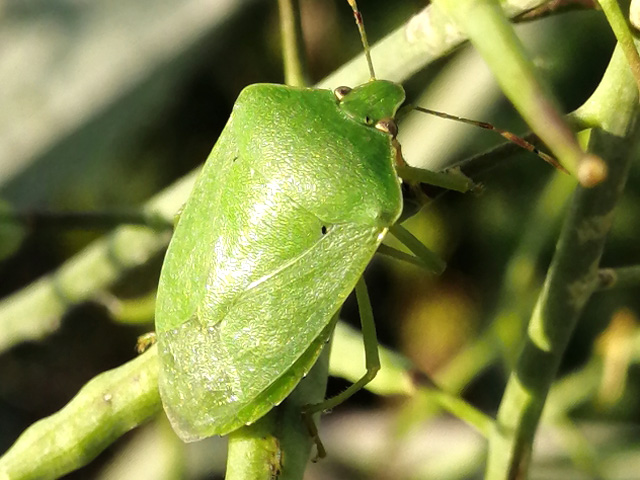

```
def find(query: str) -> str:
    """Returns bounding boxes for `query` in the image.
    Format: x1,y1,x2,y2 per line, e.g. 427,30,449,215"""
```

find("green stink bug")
155,76,405,440
155,0,415,442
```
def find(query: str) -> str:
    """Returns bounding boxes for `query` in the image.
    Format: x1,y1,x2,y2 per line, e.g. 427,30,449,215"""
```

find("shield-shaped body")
156,80,405,441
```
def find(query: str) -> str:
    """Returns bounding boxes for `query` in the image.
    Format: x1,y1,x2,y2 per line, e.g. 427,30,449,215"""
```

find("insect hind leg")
302,276,380,458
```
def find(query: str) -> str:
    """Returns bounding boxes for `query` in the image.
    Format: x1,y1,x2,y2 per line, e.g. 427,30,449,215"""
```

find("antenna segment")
347,0,376,80
415,107,567,173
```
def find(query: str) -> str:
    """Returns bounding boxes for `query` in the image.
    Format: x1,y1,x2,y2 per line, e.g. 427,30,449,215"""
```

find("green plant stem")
0,209,171,231
225,415,283,480
0,347,161,480
278,0,306,87
488,128,636,480
515,0,599,20
226,345,329,480
485,45,640,480
0,171,196,352
99,291,158,325
598,0,640,93
596,265,640,290
423,388,494,437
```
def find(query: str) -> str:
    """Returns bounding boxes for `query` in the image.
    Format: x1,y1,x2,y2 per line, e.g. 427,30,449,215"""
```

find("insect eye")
321,225,328,235
333,86,352,101
375,117,398,137
364,116,373,125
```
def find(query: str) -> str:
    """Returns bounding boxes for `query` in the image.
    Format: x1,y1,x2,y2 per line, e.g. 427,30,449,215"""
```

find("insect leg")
304,277,381,414
395,164,475,193
388,224,446,274
303,277,380,458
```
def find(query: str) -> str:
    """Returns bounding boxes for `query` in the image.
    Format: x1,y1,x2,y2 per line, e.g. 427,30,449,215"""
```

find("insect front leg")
396,164,475,193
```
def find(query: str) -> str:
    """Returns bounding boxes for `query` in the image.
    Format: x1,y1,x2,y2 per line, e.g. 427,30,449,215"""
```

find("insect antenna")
345,1,562,173
414,106,568,173
346,0,376,80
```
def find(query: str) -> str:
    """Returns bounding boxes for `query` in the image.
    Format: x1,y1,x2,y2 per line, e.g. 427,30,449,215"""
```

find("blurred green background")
1,0,639,478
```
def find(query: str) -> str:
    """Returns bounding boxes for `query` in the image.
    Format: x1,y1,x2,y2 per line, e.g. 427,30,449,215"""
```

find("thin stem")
278,0,306,87
596,265,640,291
0,348,161,479
423,387,494,437
0,209,172,232
515,0,599,21
598,0,640,94
0,171,197,352
226,345,331,479
485,45,639,480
